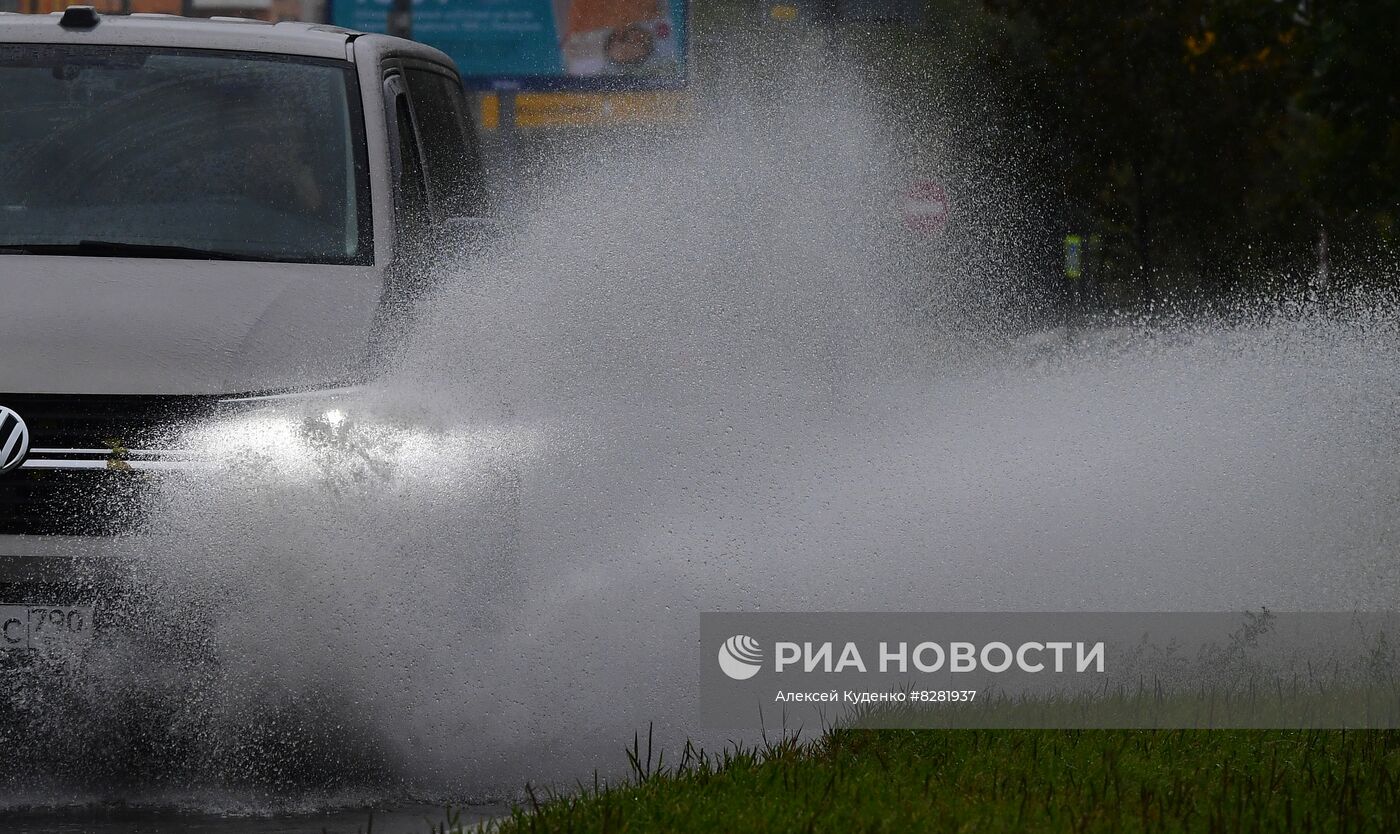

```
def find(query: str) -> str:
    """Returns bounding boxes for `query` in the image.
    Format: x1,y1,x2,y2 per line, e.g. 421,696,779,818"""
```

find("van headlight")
185,386,541,484
300,403,400,478
183,386,401,481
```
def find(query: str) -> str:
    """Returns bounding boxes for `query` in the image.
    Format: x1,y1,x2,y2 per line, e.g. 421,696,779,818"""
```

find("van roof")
0,10,364,61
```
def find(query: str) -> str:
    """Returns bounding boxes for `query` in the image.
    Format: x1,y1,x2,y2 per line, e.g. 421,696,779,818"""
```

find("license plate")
0,605,94,650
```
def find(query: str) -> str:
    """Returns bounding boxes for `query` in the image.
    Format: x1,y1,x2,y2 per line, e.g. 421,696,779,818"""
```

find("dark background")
686,0,1400,312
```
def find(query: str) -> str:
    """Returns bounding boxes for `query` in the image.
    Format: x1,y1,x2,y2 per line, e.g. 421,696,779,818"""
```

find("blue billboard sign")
331,0,688,91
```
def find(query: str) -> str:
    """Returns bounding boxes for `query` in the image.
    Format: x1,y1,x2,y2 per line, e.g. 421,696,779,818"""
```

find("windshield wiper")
0,240,263,261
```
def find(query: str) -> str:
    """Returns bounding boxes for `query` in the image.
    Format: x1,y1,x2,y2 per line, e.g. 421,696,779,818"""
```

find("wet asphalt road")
0,804,509,833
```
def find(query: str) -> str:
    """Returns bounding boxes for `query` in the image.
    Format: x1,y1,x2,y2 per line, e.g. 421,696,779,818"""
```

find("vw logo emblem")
0,406,30,475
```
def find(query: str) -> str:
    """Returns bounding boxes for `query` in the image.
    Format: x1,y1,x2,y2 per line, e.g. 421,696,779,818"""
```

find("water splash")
3,56,1398,810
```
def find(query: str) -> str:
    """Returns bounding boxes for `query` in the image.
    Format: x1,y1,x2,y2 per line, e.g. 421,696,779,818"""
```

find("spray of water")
3,54,1398,809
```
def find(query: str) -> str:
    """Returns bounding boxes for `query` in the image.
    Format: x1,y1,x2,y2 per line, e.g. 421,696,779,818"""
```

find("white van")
0,8,493,648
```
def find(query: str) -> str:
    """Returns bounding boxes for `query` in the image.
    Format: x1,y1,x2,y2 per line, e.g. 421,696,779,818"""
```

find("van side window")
386,76,431,245
403,68,485,218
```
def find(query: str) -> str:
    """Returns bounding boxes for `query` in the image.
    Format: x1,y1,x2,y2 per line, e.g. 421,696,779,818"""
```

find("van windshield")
0,45,370,264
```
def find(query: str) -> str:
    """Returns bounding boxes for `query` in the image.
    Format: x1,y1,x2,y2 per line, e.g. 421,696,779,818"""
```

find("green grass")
452,727,1400,833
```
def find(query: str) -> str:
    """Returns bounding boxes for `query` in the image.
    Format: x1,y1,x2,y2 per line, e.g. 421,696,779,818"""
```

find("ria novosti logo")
717,634,763,680
717,634,1108,679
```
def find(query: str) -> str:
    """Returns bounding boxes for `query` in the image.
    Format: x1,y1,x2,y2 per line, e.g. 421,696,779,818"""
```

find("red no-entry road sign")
901,180,950,234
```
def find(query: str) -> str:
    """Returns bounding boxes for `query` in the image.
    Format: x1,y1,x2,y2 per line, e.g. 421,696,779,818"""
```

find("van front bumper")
0,534,133,590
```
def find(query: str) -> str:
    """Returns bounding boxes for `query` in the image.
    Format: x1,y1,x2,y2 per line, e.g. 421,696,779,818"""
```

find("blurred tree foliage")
962,0,1399,305
733,0,1399,307
698,0,1395,307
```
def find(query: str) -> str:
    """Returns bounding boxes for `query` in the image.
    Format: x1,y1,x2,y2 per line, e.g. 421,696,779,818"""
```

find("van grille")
0,393,221,537
0,469,150,536
0,394,217,450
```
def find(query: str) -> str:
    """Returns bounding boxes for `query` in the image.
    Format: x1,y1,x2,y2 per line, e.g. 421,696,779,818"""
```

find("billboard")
330,0,688,91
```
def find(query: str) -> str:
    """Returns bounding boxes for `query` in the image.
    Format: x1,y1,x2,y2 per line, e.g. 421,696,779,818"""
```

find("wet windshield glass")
0,45,369,264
